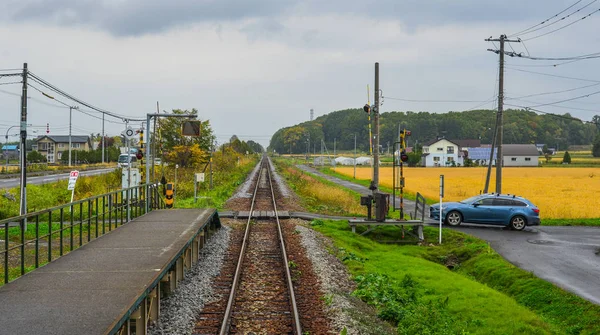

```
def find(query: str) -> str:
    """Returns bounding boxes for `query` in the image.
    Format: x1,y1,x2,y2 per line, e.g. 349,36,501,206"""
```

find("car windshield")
118,155,130,163
460,195,485,204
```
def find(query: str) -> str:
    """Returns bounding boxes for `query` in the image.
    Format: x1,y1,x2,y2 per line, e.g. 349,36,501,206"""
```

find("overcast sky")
1,0,599,148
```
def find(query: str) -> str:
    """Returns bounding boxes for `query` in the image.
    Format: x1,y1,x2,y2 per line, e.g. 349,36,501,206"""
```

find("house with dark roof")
34,135,91,164
502,144,539,166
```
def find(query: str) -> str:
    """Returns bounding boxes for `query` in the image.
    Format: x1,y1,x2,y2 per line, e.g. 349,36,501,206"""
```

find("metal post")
101,113,105,164
209,139,213,190
333,138,336,172
69,106,72,166
372,62,380,194
19,63,28,229
145,114,151,213
353,133,356,179
126,120,131,222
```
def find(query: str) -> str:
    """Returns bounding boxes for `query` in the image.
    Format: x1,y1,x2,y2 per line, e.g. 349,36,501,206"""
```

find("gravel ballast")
148,226,230,335
230,162,261,199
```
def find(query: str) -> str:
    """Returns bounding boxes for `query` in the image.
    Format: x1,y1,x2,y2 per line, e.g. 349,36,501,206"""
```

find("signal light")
400,151,409,162
363,104,370,114
136,151,143,160
401,129,411,136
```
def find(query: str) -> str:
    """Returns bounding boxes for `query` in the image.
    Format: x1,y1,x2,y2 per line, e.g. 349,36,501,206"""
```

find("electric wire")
28,71,145,121
505,104,597,124
508,0,585,37
383,96,490,103
507,82,600,100
522,7,600,41
0,81,21,86
505,67,600,83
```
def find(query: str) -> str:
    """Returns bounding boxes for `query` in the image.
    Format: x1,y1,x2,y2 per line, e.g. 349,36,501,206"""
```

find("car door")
465,197,495,223
491,198,514,224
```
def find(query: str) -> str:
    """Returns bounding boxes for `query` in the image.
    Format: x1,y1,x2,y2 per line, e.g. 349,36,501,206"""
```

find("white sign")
196,173,205,182
122,126,135,139
67,170,79,191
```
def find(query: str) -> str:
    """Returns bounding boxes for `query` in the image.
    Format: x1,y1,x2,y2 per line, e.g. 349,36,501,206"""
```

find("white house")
421,138,464,167
502,144,539,167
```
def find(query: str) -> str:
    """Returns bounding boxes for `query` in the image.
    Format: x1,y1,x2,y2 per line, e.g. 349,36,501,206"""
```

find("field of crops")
336,166,600,219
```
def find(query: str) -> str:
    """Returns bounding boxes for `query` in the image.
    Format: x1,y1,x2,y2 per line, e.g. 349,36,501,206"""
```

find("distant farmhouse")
1,144,19,160
421,137,539,167
34,135,91,164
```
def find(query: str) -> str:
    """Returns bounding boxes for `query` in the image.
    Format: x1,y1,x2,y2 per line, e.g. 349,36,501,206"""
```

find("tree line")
269,108,600,155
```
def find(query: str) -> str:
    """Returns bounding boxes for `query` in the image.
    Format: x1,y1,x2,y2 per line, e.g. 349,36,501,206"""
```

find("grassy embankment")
275,160,600,334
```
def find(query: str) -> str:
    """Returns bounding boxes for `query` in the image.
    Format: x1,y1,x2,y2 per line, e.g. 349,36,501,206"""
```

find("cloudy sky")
1,0,599,148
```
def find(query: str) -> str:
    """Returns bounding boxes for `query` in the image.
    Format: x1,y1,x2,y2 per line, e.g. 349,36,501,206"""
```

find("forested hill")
268,108,599,154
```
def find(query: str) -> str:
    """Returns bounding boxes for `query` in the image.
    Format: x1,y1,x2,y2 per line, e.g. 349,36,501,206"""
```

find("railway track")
194,157,302,335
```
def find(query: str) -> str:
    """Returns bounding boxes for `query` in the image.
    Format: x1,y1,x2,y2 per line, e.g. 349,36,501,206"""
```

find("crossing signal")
400,151,409,162
363,104,370,114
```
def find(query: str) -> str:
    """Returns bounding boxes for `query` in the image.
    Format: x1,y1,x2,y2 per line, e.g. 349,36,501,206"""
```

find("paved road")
295,164,600,305
0,168,116,189
452,224,600,305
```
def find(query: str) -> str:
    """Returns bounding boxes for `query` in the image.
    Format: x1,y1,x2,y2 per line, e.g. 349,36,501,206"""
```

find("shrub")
562,151,571,164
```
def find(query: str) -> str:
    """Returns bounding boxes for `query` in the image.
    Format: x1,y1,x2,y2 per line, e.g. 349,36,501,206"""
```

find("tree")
27,150,46,163
562,151,571,164
157,109,215,164
164,144,207,168
593,134,600,158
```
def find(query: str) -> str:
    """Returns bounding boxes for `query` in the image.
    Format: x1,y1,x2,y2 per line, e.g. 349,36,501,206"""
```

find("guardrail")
1,184,165,284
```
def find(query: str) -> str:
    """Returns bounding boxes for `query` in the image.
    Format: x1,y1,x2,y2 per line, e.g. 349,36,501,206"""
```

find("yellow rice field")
336,167,600,219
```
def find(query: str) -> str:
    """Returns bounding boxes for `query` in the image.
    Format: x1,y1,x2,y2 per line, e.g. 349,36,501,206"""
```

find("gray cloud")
2,0,553,37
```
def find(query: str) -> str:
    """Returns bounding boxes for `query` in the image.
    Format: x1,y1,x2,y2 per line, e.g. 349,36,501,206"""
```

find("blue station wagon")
430,194,541,230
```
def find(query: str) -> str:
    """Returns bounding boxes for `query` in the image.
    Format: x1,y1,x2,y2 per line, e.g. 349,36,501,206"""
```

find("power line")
383,96,490,103
508,0,585,37
507,82,600,99
505,67,600,83
505,104,598,124
506,98,600,112
501,50,600,61
0,81,21,86
522,7,600,41
506,58,590,67
519,89,600,108
28,71,145,122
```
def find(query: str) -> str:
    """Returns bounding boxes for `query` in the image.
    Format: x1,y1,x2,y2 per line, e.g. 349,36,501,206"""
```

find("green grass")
312,220,561,334
174,156,259,210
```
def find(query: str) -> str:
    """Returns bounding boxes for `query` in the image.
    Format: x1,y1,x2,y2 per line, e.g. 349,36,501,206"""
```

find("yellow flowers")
336,167,600,219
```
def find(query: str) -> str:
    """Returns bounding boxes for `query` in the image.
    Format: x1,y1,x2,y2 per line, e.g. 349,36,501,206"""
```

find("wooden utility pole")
485,35,519,194
372,62,380,195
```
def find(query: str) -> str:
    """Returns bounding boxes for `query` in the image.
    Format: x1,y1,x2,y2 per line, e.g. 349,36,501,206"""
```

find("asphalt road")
0,168,116,189
451,224,600,305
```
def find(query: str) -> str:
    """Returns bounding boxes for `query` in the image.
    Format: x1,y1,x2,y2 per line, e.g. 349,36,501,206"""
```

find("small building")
35,135,91,164
503,144,539,167
1,144,19,160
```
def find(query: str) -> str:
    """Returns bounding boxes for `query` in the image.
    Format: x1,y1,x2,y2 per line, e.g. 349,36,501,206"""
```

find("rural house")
421,138,477,167
502,144,539,167
34,135,91,164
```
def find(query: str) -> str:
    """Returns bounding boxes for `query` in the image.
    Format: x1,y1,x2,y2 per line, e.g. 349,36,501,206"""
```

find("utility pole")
19,63,28,224
354,133,357,179
372,62,380,194
101,113,105,164
333,138,336,172
486,34,519,194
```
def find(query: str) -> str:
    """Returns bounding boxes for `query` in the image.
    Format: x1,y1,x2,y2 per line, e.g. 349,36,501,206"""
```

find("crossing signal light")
400,151,409,162
136,151,143,160
400,129,411,137
363,104,370,114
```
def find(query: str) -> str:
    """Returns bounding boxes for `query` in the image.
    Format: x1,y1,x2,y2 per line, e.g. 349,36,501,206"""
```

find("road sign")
67,170,79,191
196,173,205,182
122,127,135,139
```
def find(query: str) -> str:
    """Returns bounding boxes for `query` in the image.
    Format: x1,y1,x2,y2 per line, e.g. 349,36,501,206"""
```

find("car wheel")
445,211,462,226
510,215,526,231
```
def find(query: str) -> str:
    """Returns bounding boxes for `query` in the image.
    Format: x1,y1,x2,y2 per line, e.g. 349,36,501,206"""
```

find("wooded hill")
268,108,600,154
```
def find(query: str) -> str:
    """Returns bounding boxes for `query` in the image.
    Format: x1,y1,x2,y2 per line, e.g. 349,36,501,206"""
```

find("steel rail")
218,156,302,335
266,156,302,334
219,157,265,335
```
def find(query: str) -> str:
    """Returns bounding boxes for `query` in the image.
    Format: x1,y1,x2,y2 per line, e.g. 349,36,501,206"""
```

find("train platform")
0,208,220,335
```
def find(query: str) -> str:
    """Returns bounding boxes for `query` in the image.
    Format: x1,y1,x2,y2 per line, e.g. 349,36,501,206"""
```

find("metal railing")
1,184,165,284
